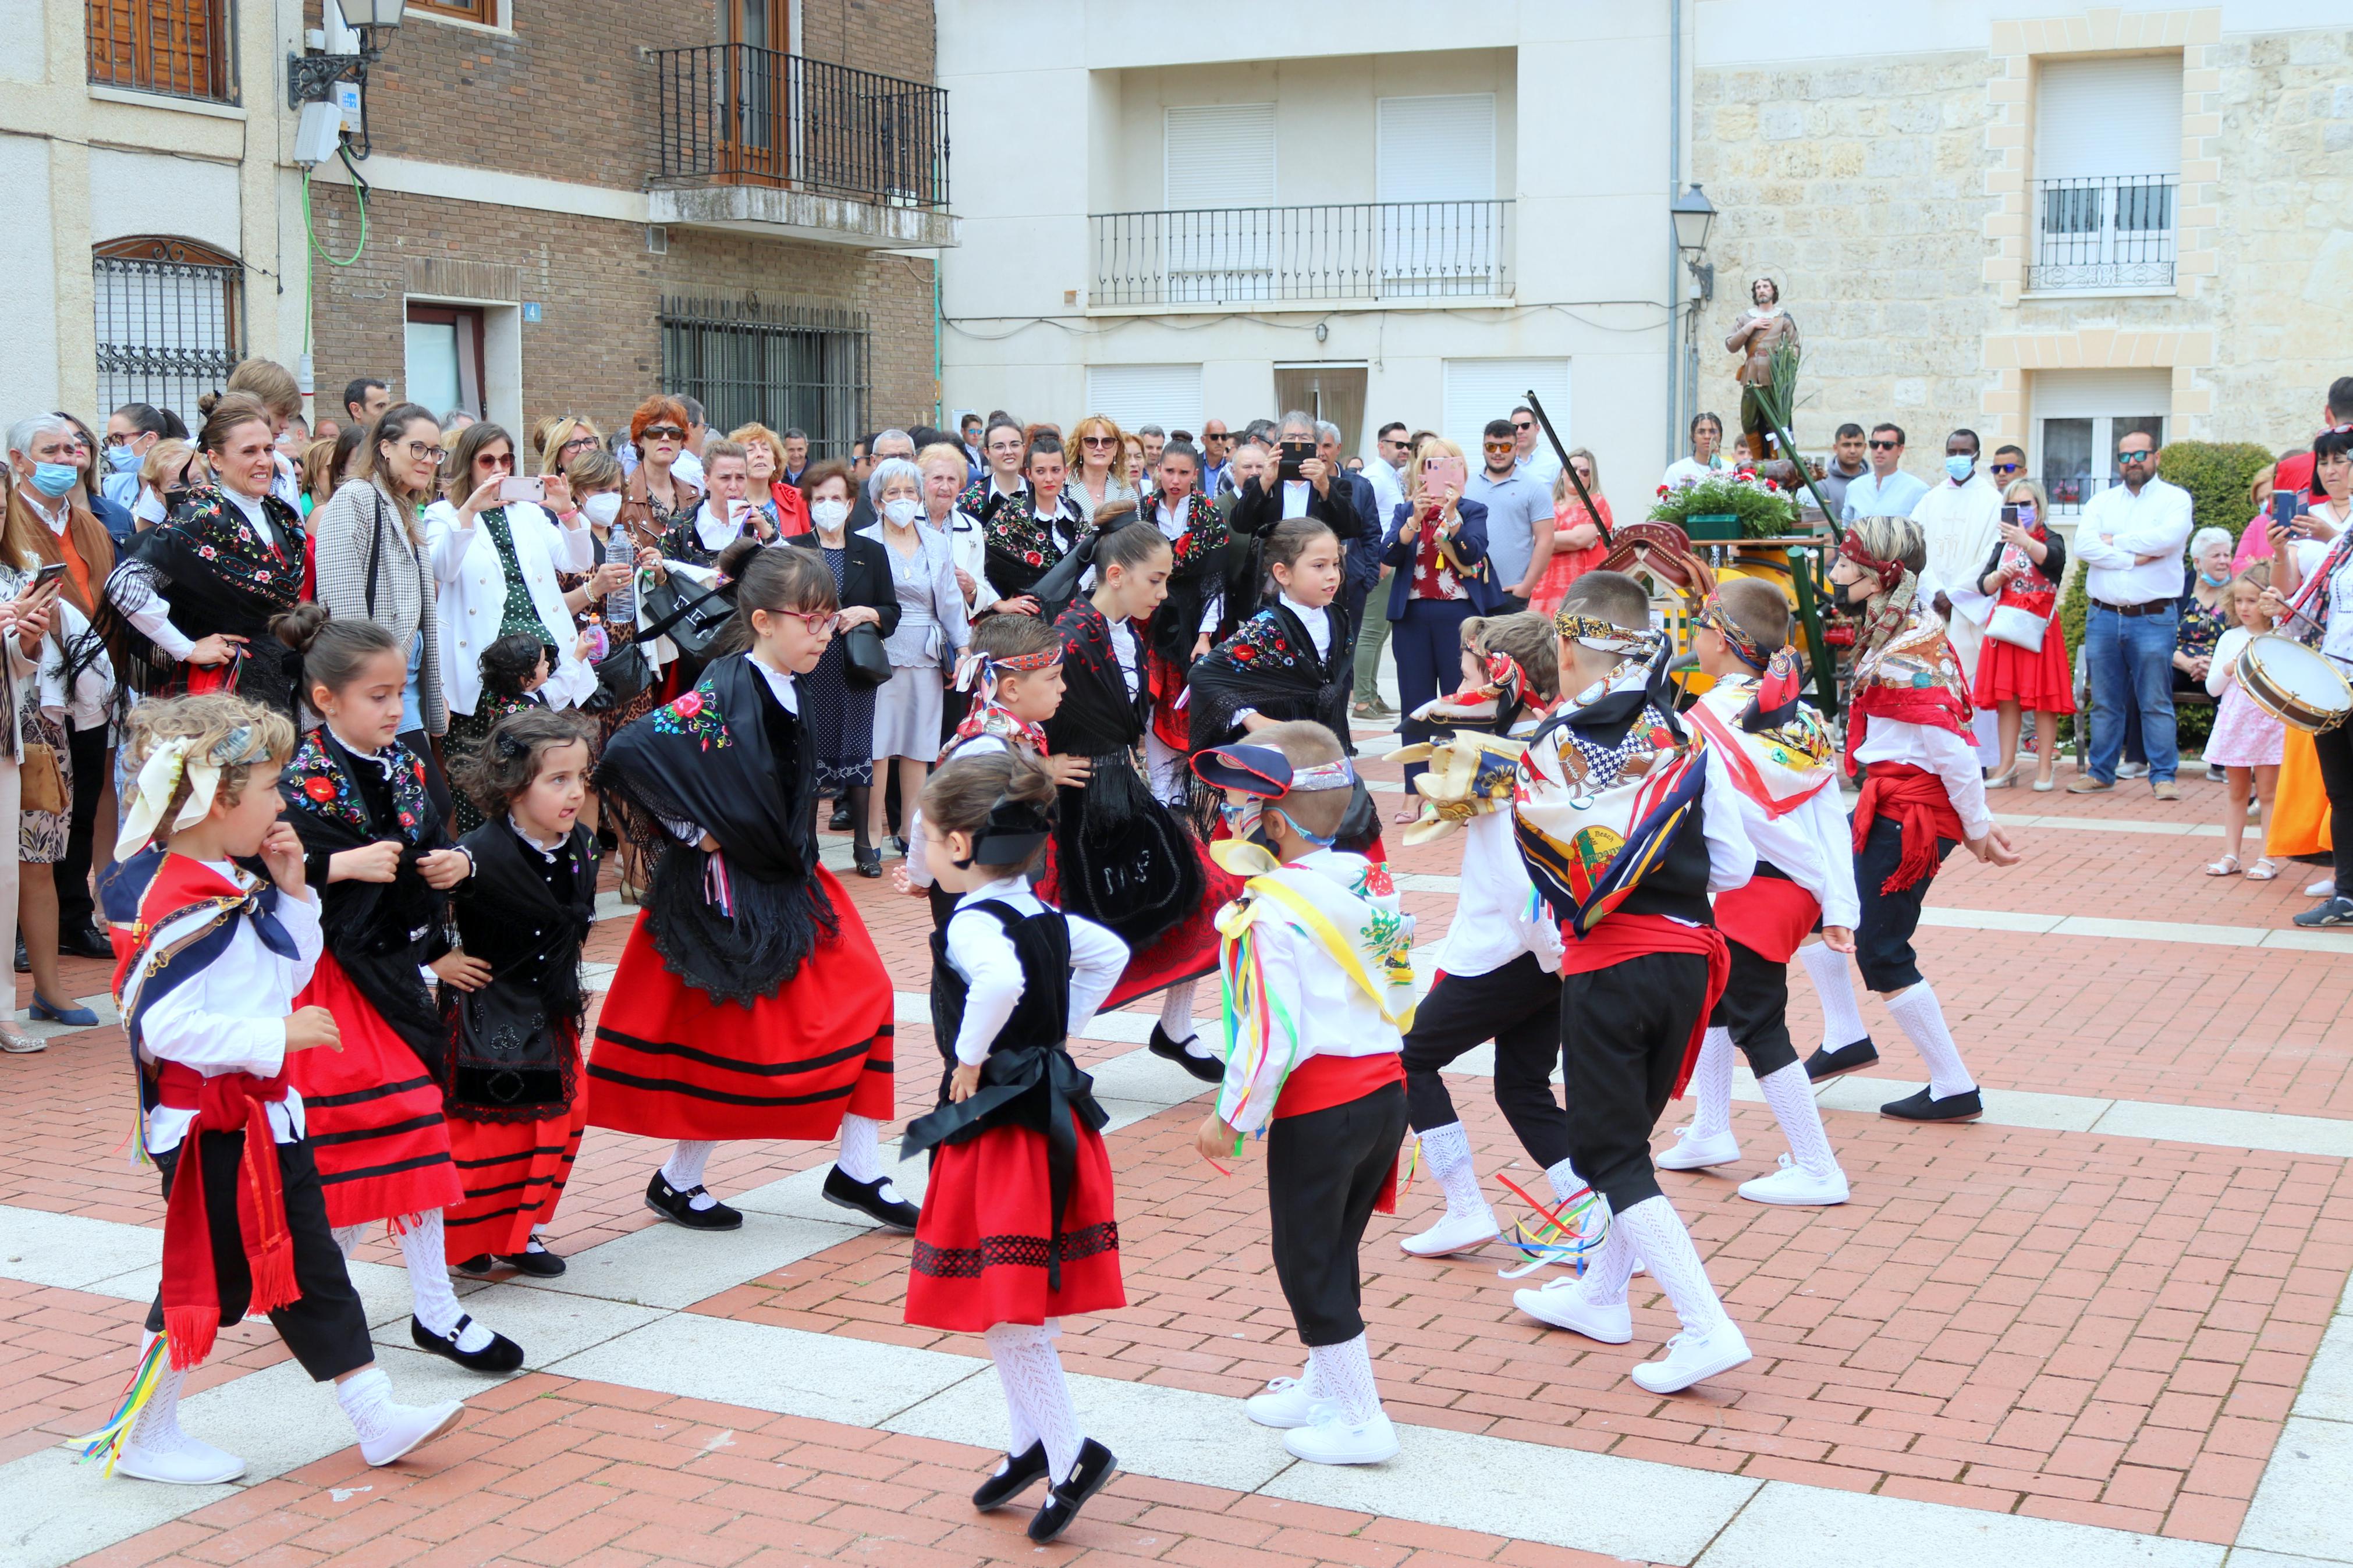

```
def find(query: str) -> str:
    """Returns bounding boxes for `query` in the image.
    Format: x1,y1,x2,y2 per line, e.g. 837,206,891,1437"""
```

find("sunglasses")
641,425,686,442
480,453,517,471
1511,421,1534,433
1868,439,1899,450
1989,462,2022,475
2118,449,2155,462
1482,440,1514,453
1080,435,1117,447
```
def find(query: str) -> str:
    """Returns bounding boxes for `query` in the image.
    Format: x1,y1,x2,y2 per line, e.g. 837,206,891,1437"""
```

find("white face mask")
582,492,623,528
811,499,850,530
882,497,921,527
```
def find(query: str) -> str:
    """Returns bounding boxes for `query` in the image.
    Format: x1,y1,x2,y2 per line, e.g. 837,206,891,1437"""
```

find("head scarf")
116,726,274,859
1696,593,1767,672
1553,609,1663,662
1840,515,1926,658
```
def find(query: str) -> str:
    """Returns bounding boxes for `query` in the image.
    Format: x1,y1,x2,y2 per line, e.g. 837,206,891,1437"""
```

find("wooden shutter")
86,0,229,100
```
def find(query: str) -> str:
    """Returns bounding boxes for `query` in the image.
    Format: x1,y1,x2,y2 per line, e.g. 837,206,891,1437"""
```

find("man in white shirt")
1351,421,1411,717
1910,428,2005,682
2068,431,2195,798
1510,406,1560,490
1840,423,1930,525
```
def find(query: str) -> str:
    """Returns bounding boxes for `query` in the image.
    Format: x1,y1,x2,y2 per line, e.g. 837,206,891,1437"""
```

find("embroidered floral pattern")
281,731,432,842
986,496,1071,572
156,486,305,614
1219,610,1304,673
1162,494,1229,573
650,680,733,751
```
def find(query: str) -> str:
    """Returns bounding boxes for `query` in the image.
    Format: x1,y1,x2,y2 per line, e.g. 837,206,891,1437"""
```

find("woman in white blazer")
423,422,597,717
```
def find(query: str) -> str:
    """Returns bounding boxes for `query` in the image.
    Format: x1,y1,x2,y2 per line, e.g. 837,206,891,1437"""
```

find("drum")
2236,633,2353,733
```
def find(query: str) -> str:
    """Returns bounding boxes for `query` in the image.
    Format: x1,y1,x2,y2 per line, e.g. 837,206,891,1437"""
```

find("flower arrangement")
1646,468,1801,539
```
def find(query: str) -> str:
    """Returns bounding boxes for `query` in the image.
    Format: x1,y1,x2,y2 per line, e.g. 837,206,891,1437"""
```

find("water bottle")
605,528,637,627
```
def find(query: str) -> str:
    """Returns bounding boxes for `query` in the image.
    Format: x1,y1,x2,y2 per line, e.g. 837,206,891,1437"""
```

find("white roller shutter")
2031,368,2171,419
1376,95,1496,201
1084,363,1202,434
1165,104,1273,209
1442,358,1568,450
2035,56,2182,179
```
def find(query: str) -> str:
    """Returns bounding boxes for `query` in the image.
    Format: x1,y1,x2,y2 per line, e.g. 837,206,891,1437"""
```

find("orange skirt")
2268,726,2334,858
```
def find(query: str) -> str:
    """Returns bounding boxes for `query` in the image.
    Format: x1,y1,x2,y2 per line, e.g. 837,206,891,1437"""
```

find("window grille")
93,237,246,431
658,296,869,460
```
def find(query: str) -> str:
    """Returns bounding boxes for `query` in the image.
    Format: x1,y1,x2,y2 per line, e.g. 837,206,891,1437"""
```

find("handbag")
581,640,653,713
19,741,66,815
843,623,892,688
442,980,569,1122
638,577,734,664
1988,603,2049,652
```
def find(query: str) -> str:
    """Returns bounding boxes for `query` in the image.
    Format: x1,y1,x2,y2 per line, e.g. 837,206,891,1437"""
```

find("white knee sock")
1798,941,1869,1050
1160,980,1211,1055
1884,982,1976,1098
1544,1157,1591,1208
332,1223,368,1258
1305,1334,1383,1424
662,1140,719,1210
1614,1196,1730,1340
836,1114,883,1183
1415,1121,1489,1220
984,1331,1041,1460
1756,1062,1840,1178
1578,1211,1637,1307
1690,1027,1736,1140
124,1331,189,1452
399,1212,492,1352
984,1322,1084,1483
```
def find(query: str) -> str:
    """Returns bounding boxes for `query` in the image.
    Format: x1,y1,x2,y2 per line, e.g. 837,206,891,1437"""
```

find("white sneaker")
1244,1375,1326,1430
1282,1408,1399,1465
1513,1277,1632,1343
1630,1322,1752,1393
2116,761,2149,779
1656,1125,1740,1171
1399,1205,1500,1257
355,1398,464,1466
1737,1154,1850,1207
114,1428,247,1485
2309,879,2336,898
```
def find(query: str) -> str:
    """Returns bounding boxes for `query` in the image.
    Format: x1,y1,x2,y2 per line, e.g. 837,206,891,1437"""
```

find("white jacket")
424,499,597,714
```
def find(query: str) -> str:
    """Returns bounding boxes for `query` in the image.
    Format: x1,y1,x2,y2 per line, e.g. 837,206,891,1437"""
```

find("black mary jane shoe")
853,846,884,879
828,803,854,832
822,1166,921,1231
1803,1037,1880,1084
411,1313,526,1374
500,1246,566,1278
973,1441,1050,1512
1027,1438,1116,1544
1147,1022,1224,1085
452,1253,504,1279
645,1171,744,1231
1880,1086,1984,1123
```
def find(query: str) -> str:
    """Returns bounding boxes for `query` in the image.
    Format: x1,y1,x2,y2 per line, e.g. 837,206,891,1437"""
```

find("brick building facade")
301,0,947,458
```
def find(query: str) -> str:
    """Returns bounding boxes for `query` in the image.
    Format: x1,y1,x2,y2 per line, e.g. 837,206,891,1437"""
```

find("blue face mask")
29,461,79,498
105,443,140,474
1944,454,1975,483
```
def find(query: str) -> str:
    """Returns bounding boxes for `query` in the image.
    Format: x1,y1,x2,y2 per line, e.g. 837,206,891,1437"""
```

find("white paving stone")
0,1207,161,1295
1698,1480,2225,1567
2238,1415,2353,1564
548,1314,980,1427
527,1206,867,1310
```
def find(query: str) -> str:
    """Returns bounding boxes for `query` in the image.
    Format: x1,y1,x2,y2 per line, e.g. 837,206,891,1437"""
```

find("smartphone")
2000,504,2019,526
1277,439,1314,482
33,560,70,589
2273,489,2308,529
1422,455,1467,499
499,475,546,506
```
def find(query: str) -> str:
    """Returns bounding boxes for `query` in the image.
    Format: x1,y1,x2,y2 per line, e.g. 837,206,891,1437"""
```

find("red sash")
1852,762,1967,895
154,1062,300,1369
1556,913,1730,1100
1715,876,1820,964
1272,1053,1407,1214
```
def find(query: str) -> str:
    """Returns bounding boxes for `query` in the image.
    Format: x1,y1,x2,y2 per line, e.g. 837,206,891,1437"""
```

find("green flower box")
1683,513,1744,542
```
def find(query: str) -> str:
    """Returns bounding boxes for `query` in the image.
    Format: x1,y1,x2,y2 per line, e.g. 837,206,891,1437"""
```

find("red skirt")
906,1116,1124,1332
1972,621,2074,713
286,951,466,1229
1035,835,1241,1011
442,1025,589,1261
587,870,896,1141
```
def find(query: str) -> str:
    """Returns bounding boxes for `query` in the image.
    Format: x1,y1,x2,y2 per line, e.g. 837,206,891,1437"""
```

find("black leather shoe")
645,1171,744,1230
452,1253,502,1278
829,804,853,831
58,925,114,961
1804,1038,1879,1083
12,937,26,975
972,1441,1049,1512
1148,1022,1224,1085
1880,1086,1983,1123
1027,1438,1116,1543
822,1165,920,1231
410,1314,525,1374
854,846,883,879
500,1247,566,1277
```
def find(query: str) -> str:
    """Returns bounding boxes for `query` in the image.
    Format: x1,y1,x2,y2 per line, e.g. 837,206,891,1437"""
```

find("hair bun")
270,600,331,655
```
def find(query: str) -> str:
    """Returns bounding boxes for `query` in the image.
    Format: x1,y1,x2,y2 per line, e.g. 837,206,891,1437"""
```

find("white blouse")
943,878,1128,1065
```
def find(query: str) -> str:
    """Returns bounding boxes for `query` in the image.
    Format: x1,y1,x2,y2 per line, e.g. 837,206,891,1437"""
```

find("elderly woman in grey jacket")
861,456,967,856
306,401,453,819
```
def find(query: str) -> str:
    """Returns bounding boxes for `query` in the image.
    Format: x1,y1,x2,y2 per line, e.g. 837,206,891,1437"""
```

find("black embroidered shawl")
1144,493,1235,673
984,492,1083,598
443,819,599,1120
1184,600,1351,759
102,484,308,715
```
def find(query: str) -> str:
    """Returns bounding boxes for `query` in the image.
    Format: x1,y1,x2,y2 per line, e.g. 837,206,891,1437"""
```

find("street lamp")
289,0,407,115
1670,183,1716,301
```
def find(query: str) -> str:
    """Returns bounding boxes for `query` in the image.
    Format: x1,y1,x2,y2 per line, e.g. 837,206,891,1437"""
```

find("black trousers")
54,717,109,934
1399,954,1570,1169
145,1133,375,1383
1851,814,1955,993
1705,937,1800,1079
1265,1082,1408,1346
2315,722,2353,897
1561,952,1710,1212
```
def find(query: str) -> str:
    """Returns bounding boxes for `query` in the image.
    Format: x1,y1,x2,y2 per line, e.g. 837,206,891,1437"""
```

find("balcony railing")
2029,173,2177,291
651,45,949,209
1091,201,1512,308
87,0,236,104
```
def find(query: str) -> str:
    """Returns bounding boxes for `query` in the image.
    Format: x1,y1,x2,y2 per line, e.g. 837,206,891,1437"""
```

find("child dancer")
1194,721,1417,1464
2203,574,2286,881
1039,521,1240,1084
1808,517,2020,1121
273,606,523,1374
590,547,908,1230
91,695,460,1484
901,613,1087,929
1508,573,1759,1392
442,707,602,1276
1660,581,1857,1206
1385,611,1577,1256
1139,439,1232,803
445,631,551,834
900,750,1130,1542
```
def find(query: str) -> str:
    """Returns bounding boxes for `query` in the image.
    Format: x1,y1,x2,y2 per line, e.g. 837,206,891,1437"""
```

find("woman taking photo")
310,401,455,817
860,456,967,859
1662,412,1730,490
784,460,895,874
731,423,811,538
0,475,63,1053
1065,414,1135,525
2263,424,2353,925
1531,447,1613,618
1971,477,2072,792
1382,436,1503,812
615,397,701,564
101,392,306,716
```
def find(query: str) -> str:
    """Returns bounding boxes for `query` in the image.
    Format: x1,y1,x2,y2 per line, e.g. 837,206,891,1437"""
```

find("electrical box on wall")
333,79,363,131
294,102,344,167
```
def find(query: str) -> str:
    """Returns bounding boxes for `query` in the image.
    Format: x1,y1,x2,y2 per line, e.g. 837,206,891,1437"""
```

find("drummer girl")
2202,575,2288,879
2262,422,2353,926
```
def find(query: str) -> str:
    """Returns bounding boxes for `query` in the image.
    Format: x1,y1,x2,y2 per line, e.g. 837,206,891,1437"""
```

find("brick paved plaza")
5,725,2352,1568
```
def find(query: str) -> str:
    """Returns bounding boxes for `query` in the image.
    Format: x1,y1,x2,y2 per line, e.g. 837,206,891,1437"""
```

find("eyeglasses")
1989,462,2022,475
1511,421,1535,433
774,609,842,636
1571,465,1594,481
561,433,599,453
641,425,686,442
395,440,444,464
986,440,1023,455
1868,439,1899,450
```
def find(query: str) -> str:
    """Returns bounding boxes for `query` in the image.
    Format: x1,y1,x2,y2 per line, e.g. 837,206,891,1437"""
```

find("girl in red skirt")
1969,478,2073,791
272,606,524,1374
441,707,602,1277
590,547,907,1231
902,749,1128,1543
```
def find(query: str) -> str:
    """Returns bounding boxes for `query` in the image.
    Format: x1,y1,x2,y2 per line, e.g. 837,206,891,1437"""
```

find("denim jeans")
2085,603,2179,783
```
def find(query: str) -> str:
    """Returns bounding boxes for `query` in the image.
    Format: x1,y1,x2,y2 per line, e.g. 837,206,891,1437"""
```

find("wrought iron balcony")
2029,173,2177,291
1091,201,1512,308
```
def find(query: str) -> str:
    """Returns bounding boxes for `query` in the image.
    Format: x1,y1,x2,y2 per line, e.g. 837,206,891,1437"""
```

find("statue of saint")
1723,277,1798,463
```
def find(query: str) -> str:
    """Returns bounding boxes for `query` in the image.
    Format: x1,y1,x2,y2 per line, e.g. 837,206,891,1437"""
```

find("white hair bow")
115,727,263,860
